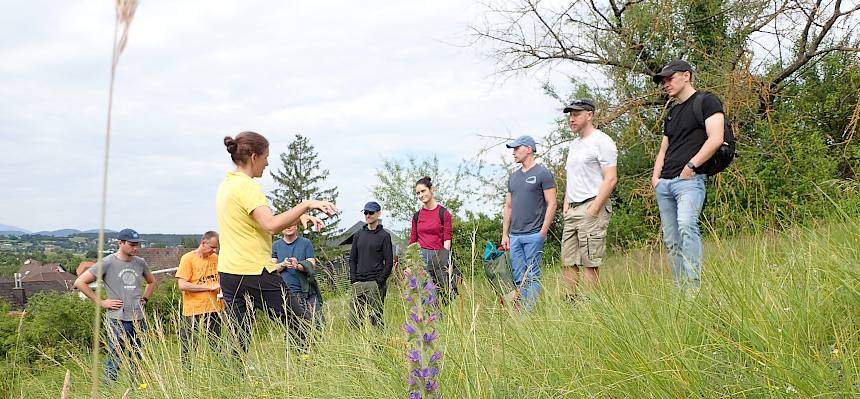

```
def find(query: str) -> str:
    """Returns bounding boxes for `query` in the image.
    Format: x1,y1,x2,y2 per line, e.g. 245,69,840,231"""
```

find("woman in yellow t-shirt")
216,131,337,351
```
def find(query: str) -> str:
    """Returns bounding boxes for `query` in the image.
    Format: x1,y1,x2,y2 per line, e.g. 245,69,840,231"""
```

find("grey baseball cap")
506,135,537,152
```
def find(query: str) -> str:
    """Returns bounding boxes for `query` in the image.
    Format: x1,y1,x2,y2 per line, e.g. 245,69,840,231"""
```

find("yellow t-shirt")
175,251,224,316
215,171,276,275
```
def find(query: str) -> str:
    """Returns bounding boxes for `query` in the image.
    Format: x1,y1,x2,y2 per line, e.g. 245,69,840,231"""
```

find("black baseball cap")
563,99,596,113
653,60,693,84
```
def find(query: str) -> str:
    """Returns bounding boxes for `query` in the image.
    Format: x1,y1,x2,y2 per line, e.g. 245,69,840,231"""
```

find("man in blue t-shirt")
272,223,323,325
501,135,557,311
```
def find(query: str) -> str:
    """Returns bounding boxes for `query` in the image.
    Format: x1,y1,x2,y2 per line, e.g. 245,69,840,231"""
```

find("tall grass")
10,218,859,398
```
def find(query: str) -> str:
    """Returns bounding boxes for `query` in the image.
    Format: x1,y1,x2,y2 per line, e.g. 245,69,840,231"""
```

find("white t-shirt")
565,129,618,202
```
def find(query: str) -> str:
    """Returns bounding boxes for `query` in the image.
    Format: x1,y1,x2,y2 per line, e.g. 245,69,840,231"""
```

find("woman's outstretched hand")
300,214,325,231
306,200,338,216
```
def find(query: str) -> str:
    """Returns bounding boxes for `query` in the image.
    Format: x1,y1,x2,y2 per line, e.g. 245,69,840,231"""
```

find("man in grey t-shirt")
75,228,155,382
501,135,557,311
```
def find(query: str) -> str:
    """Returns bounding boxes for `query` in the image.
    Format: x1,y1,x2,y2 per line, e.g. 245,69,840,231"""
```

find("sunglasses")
363,210,377,215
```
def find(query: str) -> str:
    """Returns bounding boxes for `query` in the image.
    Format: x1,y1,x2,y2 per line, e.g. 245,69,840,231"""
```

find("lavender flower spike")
423,330,439,343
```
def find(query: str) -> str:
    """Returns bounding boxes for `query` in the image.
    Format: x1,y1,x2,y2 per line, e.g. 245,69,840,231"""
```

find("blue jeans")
105,318,146,382
655,174,707,288
509,232,545,310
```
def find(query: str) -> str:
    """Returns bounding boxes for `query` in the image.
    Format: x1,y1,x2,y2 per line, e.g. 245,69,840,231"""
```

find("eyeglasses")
363,210,377,215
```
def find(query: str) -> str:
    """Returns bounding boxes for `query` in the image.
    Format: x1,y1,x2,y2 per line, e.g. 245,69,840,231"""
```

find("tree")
269,134,340,252
470,0,860,247
371,156,506,223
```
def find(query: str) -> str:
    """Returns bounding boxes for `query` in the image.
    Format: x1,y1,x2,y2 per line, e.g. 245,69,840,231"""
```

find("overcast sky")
0,0,576,234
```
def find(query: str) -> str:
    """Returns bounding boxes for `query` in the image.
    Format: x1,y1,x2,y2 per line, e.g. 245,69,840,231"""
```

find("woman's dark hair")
415,176,433,189
224,131,269,165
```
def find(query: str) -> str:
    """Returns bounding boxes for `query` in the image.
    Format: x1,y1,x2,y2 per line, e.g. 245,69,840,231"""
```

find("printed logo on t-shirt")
119,268,138,289
525,176,537,184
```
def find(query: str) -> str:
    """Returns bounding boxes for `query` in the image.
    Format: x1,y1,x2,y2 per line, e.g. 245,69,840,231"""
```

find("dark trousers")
179,312,222,362
219,270,310,352
350,281,386,329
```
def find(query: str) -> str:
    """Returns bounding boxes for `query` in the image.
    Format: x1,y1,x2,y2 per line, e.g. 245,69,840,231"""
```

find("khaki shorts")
561,200,611,268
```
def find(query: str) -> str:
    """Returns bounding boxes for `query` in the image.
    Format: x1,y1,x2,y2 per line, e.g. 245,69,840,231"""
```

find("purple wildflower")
408,391,421,399
410,312,422,324
423,280,436,292
423,330,438,344
407,349,421,363
406,374,418,386
429,351,442,362
420,367,439,378
404,323,417,335
423,295,437,306
408,276,418,290
425,380,439,392
426,312,439,323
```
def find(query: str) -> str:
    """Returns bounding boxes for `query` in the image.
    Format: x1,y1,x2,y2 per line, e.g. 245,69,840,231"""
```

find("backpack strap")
692,91,706,128
412,211,420,239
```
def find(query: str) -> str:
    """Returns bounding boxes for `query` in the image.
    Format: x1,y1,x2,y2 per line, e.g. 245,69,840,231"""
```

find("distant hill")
81,229,117,234
0,223,30,235
33,229,82,237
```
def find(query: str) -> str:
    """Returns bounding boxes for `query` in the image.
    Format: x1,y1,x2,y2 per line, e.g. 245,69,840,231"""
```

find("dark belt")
569,196,596,208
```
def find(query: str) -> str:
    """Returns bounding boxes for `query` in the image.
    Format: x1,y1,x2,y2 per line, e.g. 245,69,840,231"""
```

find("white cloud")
0,0,573,234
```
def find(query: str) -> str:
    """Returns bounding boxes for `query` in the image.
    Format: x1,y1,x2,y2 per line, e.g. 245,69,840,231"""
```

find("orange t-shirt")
175,251,224,316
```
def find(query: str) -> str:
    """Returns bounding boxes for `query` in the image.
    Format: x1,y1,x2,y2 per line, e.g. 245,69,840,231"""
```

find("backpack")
691,92,736,175
412,206,461,302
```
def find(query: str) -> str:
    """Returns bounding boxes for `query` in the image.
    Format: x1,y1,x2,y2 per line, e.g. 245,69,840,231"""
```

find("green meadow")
6,216,859,398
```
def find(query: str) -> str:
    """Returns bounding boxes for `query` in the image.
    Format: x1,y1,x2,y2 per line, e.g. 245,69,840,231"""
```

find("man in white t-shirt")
561,99,618,297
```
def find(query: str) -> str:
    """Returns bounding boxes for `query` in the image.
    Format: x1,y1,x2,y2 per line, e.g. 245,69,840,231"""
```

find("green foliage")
371,156,505,223
269,134,340,254
1,292,93,367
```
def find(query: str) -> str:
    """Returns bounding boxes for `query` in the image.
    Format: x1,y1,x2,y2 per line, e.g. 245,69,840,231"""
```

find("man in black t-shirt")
650,60,725,289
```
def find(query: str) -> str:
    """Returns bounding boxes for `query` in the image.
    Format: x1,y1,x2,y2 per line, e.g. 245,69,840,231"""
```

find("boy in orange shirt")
175,231,223,361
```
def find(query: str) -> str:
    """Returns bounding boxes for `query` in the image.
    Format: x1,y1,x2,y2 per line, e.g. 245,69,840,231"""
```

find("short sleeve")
701,92,724,121
507,173,513,193
305,239,315,259
87,256,109,278
597,136,618,167
541,167,556,190
140,258,152,278
239,180,269,215
175,253,192,281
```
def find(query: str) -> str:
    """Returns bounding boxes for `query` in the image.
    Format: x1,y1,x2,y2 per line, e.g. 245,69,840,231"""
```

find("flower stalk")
401,244,442,399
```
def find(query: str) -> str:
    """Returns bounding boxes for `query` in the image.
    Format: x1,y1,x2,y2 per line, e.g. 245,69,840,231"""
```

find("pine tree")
268,134,340,254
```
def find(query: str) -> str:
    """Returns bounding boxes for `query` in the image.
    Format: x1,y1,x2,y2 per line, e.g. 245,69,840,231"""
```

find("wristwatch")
686,161,697,170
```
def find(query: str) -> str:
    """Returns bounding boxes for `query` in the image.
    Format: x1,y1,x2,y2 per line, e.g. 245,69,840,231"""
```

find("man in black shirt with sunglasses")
348,201,394,329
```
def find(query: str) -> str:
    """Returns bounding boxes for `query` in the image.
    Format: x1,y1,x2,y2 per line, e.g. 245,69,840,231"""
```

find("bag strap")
692,91,706,128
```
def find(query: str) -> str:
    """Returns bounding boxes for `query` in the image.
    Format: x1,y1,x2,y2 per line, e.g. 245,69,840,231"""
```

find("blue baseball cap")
362,201,382,212
116,228,146,243
506,135,537,152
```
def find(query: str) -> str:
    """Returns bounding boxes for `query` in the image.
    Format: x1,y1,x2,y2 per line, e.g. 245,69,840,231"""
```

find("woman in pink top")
409,176,459,302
